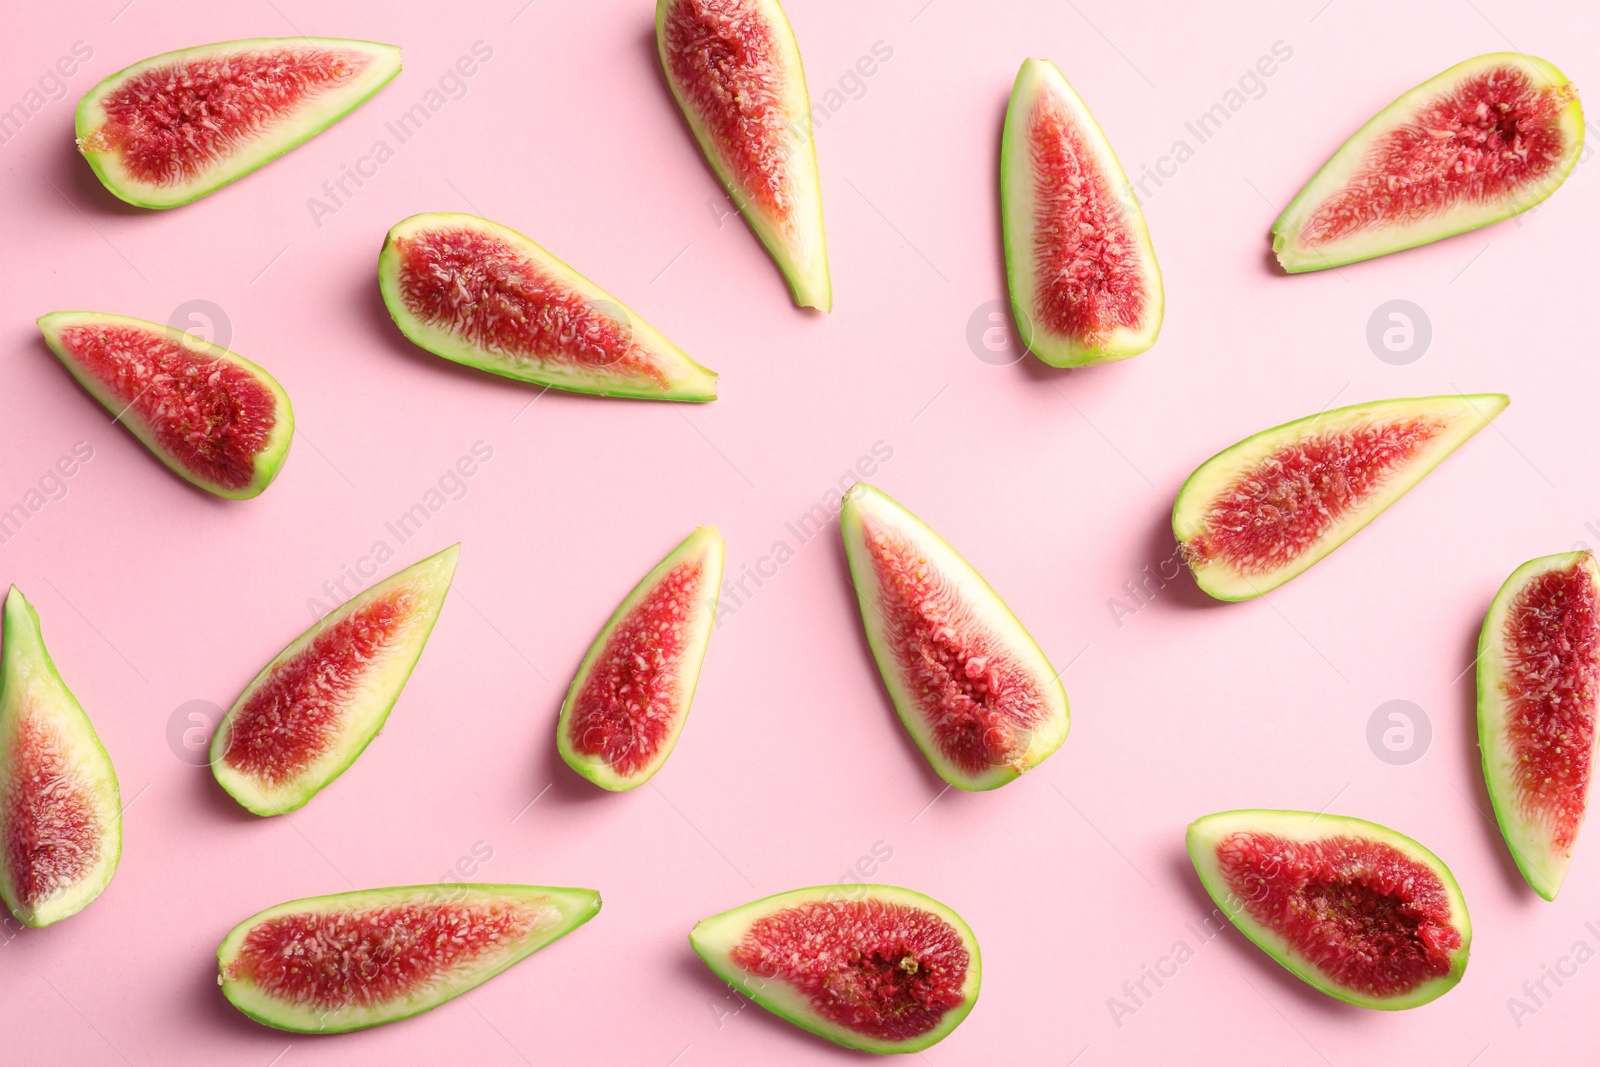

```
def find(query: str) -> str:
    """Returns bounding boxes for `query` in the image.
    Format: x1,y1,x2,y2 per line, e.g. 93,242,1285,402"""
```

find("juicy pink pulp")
1185,417,1446,576
393,228,667,385
1300,65,1571,246
1216,832,1461,998
1027,88,1148,344
1,714,102,909
863,517,1050,777
1497,561,1600,852
567,560,707,776
222,589,416,785
86,46,371,188
226,899,547,1010
662,0,794,223
729,898,969,1041
56,323,278,492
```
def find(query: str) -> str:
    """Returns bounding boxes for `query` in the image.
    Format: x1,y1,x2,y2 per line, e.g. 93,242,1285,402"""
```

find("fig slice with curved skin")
1273,53,1584,272
0,588,121,928
218,883,601,1033
1173,394,1507,601
1478,551,1600,900
1001,58,1163,366
557,527,723,791
657,0,832,311
379,212,718,401
77,37,402,209
211,545,459,816
690,884,981,1053
1187,810,1471,1009
841,483,1069,791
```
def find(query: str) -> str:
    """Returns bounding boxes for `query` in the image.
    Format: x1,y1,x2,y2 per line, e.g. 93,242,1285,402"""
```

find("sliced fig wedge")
38,311,294,500
557,527,723,791
1478,551,1600,900
1274,53,1584,272
379,213,717,401
219,883,600,1033
211,545,459,815
840,484,1069,791
1001,58,1163,366
1174,394,1507,601
0,588,121,927
690,884,980,1053
657,0,831,311
77,37,402,209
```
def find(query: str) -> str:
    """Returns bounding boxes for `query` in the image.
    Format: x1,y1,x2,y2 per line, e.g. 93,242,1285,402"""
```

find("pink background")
1,0,1596,1063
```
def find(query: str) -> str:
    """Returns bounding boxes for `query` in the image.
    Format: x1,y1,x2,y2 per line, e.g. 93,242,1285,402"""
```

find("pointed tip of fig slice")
209,545,460,816
76,37,401,209
37,310,294,500
0,587,122,928
840,483,1069,791
1272,53,1584,272
1173,394,1507,601
557,527,724,792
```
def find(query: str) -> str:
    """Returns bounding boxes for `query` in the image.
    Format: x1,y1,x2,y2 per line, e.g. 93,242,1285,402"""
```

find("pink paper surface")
0,0,1595,1063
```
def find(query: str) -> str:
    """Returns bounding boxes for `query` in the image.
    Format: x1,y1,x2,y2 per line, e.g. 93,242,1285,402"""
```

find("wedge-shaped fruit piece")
841,484,1069,790
691,884,980,1052
38,311,294,500
219,883,600,1032
1187,810,1470,1009
1273,54,1583,272
657,0,831,311
1001,58,1162,366
557,527,723,790
76,37,401,209
380,213,717,401
1478,551,1600,900
1174,394,1506,601
211,546,458,815
0,588,121,927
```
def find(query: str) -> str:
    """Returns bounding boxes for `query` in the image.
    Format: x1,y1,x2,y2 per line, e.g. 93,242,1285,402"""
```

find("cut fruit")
219,883,600,1032
76,37,401,209
1173,394,1506,601
210,546,459,815
690,884,980,1053
840,484,1069,791
557,527,723,790
657,0,831,311
1273,53,1584,272
1477,552,1600,900
38,311,294,500
1187,810,1470,1010
379,213,718,402
0,588,121,928
1001,58,1163,366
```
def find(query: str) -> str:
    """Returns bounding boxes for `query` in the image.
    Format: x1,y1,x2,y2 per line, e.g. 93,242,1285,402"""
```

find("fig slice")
557,527,723,791
656,0,832,311
379,212,718,402
76,37,402,209
840,484,1069,791
218,883,601,1033
1001,58,1163,366
1478,551,1600,900
38,311,294,500
690,884,981,1053
210,545,459,816
1273,53,1584,272
0,588,121,928
1173,394,1507,601
1187,809,1471,1010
